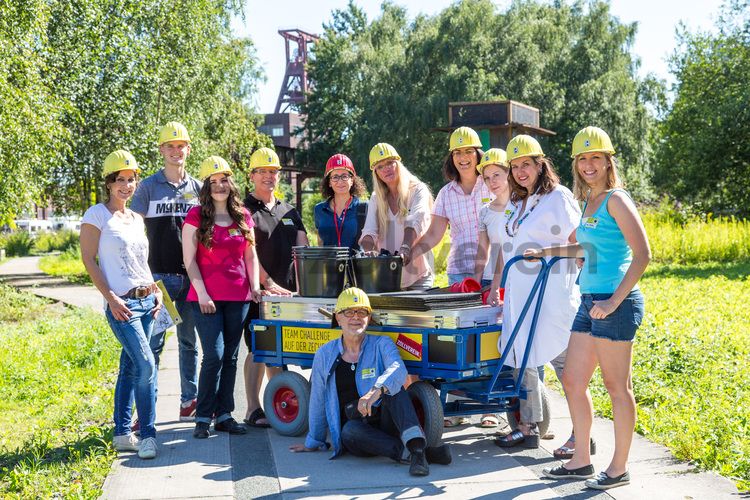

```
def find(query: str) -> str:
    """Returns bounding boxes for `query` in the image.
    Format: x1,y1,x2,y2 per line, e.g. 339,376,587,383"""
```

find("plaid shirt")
433,177,493,274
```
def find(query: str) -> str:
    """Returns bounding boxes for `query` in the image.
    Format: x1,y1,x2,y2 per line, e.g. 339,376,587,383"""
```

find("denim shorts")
571,289,645,342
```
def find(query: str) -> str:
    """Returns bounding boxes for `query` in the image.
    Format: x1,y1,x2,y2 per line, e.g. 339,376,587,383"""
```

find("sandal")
480,414,500,428
443,416,470,427
243,408,271,428
553,435,597,460
494,426,539,449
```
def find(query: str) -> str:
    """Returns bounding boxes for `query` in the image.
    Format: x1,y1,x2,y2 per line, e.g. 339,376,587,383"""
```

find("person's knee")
602,375,633,400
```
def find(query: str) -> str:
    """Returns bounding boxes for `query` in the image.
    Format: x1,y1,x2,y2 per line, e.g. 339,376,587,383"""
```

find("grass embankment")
39,247,90,284
0,285,117,498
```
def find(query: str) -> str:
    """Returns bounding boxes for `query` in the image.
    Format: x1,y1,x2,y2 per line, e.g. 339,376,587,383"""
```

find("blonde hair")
372,161,432,238
572,153,623,201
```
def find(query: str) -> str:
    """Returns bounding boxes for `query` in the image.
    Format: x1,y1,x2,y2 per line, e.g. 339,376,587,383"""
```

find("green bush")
39,246,90,284
0,231,34,257
33,230,79,253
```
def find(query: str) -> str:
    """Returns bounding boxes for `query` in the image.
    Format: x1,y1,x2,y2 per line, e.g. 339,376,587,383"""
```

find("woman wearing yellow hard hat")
488,135,581,450
182,156,262,439
359,143,435,289
527,127,650,490
473,148,511,288
290,287,451,476
411,127,493,287
80,150,163,459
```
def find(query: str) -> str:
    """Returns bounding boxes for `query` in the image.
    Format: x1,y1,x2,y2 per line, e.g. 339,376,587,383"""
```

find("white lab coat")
498,185,581,368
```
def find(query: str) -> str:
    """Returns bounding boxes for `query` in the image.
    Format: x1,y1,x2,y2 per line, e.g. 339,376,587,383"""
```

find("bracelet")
399,244,411,253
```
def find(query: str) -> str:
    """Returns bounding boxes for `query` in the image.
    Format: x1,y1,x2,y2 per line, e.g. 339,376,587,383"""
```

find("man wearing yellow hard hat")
290,288,452,477
131,121,202,428
241,146,310,428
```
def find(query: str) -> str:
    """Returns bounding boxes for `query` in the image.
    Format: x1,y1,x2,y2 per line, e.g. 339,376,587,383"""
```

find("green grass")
39,247,90,284
0,285,118,498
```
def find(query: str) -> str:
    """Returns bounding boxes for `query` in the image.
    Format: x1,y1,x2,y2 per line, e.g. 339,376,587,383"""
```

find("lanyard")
332,196,353,246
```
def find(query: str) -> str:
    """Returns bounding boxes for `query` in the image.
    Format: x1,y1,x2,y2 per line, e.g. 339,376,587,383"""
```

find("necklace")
505,194,541,237
351,362,356,372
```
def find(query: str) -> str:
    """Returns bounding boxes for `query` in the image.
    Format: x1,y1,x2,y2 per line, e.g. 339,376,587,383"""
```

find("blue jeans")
107,295,157,439
150,273,198,403
341,389,425,461
193,301,249,424
447,272,473,286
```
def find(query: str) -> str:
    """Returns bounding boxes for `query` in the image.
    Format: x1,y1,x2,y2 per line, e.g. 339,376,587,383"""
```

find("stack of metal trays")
260,293,502,330
368,291,484,311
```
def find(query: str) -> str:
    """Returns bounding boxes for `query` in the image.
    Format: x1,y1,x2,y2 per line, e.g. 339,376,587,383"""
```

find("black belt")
122,285,155,299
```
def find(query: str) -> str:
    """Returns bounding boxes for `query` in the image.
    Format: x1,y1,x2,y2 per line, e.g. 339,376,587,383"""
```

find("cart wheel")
263,371,310,437
506,384,551,437
407,382,444,448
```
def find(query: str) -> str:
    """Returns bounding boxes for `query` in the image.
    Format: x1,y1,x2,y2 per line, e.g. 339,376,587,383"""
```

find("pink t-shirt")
184,206,255,302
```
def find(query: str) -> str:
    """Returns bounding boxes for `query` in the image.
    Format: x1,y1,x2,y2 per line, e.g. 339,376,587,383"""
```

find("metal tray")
260,295,337,322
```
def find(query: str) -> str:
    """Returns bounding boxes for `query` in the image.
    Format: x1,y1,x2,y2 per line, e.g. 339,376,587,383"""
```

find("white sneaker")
113,433,140,452
138,437,158,459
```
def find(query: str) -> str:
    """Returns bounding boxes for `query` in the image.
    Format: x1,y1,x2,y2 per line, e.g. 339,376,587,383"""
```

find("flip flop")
243,408,271,428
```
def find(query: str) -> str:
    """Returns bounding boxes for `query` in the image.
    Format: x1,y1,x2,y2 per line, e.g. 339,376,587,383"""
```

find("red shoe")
180,399,197,422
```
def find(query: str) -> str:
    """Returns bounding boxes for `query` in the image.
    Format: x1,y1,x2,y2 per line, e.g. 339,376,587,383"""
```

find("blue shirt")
577,189,636,294
304,334,417,457
314,197,364,250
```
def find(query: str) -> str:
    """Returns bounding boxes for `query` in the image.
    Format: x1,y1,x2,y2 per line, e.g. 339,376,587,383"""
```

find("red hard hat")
325,154,356,177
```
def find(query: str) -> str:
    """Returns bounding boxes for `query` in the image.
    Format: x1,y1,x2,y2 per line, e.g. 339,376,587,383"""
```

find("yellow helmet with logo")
334,287,372,314
103,150,140,177
369,143,401,169
506,135,544,163
199,156,232,180
449,126,482,151
249,147,281,170
158,121,191,145
476,148,508,174
571,126,615,158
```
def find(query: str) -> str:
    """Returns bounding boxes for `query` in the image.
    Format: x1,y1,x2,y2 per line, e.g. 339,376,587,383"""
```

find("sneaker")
180,399,197,422
113,433,140,452
131,418,140,436
193,422,210,439
585,471,630,490
425,444,452,465
542,464,595,480
138,437,158,459
409,448,429,476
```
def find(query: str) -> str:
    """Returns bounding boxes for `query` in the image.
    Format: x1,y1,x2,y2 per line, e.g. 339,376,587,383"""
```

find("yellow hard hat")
449,126,482,151
103,150,139,177
571,126,616,158
476,148,508,174
249,147,281,170
369,143,401,169
158,121,191,145
506,135,544,163
199,156,232,180
334,287,372,313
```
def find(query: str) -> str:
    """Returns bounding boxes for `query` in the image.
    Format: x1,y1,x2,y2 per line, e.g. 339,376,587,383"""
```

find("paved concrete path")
0,256,739,499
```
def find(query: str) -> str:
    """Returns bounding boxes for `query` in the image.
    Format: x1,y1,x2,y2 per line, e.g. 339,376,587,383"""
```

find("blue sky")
236,0,724,113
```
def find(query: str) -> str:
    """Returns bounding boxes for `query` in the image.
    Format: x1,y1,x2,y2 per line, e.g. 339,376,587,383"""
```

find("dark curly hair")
197,174,254,249
508,156,560,203
441,148,484,182
320,172,368,199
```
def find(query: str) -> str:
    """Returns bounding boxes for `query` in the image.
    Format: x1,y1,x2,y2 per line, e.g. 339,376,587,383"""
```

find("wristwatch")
374,384,387,396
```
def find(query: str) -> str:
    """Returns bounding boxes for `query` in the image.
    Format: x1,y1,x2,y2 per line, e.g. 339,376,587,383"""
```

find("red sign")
396,334,422,360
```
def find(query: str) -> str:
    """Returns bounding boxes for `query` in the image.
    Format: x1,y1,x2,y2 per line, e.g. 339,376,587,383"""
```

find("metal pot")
351,255,403,293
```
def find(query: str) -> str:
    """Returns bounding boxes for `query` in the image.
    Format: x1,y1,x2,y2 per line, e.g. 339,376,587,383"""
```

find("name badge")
183,193,196,201
481,197,491,204
583,217,599,229
228,229,242,237
282,218,295,226
361,368,376,379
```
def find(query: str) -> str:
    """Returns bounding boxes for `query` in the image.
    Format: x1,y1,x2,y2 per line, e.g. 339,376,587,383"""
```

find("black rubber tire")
263,371,311,437
407,382,444,448
506,383,551,437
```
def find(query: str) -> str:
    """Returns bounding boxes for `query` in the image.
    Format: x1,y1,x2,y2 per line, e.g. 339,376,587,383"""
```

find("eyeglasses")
374,162,396,172
252,168,279,176
341,308,370,318
330,174,353,183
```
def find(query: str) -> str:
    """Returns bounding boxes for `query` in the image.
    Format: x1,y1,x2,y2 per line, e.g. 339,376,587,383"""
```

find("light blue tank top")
577,189,635,294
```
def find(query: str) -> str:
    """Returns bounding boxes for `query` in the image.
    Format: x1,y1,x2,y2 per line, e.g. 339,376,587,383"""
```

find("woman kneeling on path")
290,288,451,476
183,156,261,439
531,127,650,490
81,150,163,459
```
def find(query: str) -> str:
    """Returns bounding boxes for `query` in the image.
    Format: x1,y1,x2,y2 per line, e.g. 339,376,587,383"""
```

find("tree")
302,0,659,199
654,0,750,215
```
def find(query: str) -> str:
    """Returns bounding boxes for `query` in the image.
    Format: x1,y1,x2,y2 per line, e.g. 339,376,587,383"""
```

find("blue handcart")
250,256,564,446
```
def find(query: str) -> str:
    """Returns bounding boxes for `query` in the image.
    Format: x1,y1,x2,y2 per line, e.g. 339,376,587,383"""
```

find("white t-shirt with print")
478,204,506,281
81,203,153,296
